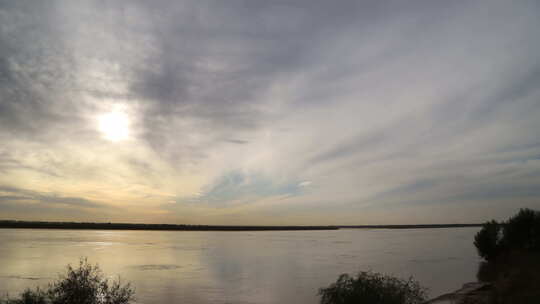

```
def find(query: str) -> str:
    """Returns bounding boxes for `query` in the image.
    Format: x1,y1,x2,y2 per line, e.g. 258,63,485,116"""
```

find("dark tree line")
0,220,339,231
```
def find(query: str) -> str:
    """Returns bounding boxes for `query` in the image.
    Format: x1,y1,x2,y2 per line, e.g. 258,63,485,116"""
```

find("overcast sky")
1,0,539,225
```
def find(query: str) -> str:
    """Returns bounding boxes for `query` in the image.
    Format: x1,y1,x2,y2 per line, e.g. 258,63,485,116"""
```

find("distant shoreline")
340,224,482,229
0,220,481,231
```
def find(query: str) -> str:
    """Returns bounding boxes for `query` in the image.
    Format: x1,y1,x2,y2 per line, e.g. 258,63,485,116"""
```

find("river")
0,228,480,303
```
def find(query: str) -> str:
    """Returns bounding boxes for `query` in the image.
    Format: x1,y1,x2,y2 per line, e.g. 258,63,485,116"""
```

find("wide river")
0,228,480,303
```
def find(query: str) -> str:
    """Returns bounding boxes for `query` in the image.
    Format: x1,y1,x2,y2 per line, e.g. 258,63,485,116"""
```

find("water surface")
0,228,480,303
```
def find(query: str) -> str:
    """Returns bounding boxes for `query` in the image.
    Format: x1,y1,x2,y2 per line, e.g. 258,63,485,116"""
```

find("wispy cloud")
0,186,105,209
1,0,539,224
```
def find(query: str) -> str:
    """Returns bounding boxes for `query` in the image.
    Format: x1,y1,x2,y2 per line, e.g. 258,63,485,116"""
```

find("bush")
1,259,134,304
318,271,427,304
474,209,540,262
502,208,540,251
474,209,540,303
474,220,502,261
1,289,49,304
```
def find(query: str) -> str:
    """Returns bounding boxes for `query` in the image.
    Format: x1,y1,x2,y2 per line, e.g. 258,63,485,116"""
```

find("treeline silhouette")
0,220,482,231
340,224,482,229
0,220,339,231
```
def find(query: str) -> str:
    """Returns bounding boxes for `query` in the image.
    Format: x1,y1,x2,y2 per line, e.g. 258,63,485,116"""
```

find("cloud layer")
1,0,540,224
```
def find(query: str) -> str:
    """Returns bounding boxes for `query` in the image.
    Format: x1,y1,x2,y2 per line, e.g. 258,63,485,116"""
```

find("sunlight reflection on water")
0,228,480,304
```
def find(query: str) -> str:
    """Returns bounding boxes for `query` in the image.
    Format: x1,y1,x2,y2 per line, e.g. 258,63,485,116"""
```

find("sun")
98,110,130,142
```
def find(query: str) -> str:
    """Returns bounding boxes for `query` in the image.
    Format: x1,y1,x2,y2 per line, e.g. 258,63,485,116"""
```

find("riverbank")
427,250,540,304
426,282,491,304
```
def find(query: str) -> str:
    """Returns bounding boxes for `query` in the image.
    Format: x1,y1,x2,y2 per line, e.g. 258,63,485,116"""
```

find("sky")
1,0,540,225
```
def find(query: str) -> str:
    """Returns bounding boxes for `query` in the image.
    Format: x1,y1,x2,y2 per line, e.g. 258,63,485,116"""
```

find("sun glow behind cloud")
98,110,130,142
1,1,540,225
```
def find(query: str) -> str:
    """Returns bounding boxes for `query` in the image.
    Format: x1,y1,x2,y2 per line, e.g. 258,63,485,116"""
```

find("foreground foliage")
474,220,501,261
1,259,134,304
474,208,540,261
318,271,427,304
474,208,540,304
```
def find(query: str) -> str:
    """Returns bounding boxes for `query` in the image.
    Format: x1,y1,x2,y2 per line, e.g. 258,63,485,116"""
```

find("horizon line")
0,220,482,231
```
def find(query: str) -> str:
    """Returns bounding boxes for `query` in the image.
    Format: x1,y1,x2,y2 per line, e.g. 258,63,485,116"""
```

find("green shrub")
474,209,540,261
1,259,134,304
474,209,540,303
318,271,427,304
474,220,502,261
502,208,540,251
1,289,49,304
